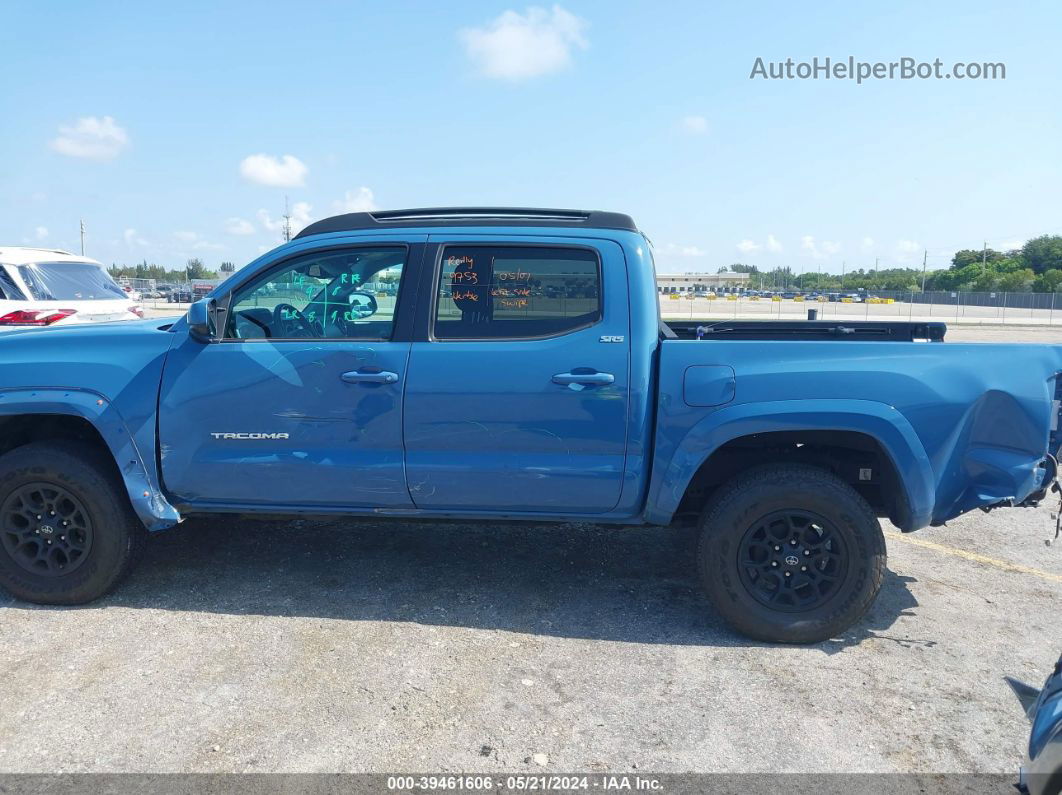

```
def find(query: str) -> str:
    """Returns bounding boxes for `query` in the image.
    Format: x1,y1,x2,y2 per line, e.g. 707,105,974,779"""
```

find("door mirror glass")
347,291,378,319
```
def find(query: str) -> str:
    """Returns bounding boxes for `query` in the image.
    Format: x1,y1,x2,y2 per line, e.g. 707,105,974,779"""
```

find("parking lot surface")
1,501,1059,775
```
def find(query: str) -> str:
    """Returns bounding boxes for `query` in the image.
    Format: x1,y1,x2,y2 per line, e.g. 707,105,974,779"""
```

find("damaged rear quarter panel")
651,339,1062,529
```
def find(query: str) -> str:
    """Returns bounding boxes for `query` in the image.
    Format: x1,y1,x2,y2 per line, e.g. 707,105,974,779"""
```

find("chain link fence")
131,280,218,310
659,291,1062,324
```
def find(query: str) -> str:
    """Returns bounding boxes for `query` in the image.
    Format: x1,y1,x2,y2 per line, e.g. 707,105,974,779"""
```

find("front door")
158,240,422,509
403,237,630,514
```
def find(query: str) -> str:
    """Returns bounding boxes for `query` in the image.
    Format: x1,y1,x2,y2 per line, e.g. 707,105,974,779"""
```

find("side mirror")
187,298,216,342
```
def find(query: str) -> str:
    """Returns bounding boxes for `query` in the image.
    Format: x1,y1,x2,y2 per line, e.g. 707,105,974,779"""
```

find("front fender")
0,387,179,531
644,398,936,529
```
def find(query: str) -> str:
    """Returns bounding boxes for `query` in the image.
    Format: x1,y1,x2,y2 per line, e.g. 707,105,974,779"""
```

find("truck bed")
664,320,947,342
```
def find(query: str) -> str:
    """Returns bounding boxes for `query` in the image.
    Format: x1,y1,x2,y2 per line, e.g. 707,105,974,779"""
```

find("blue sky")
2,0,1060,274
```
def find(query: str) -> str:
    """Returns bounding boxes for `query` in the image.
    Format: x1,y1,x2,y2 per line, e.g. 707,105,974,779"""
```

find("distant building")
656,271,751,294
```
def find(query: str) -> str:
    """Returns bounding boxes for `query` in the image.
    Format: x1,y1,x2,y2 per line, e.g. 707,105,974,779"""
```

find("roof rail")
294,207,638,239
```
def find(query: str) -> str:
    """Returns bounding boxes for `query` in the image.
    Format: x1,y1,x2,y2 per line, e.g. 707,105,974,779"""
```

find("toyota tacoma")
0,207,1059,643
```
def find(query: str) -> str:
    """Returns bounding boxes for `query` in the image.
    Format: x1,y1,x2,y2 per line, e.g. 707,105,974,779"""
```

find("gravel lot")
1,323,1060,777
1,508,1058,776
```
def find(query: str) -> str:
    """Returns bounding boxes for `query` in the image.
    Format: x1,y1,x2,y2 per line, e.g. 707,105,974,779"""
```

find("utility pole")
841,260,846,289
921,249,928,293
79,219,85,256
981,240,988,273
282,196,292,243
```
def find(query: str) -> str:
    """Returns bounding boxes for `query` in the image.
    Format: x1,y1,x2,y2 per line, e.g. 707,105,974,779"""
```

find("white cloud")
801,235,840,259
680,115,709,135
34,226,48,240
459,5,588,80
860,237,875,253
123,228,149,247
50,115,129,160
662,243,706,257
174,230,224,251
332,187,377,213
895,239,921,263
224,217,256,236
733,236,782,256
257,201,313,236
239,154,308,187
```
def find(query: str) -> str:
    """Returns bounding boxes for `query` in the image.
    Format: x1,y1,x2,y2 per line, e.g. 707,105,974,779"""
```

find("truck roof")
0,247,100,266
295,207,639,239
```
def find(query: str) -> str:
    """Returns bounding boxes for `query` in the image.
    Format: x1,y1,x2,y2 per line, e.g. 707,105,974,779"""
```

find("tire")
697,463,886,644
0,441,144,605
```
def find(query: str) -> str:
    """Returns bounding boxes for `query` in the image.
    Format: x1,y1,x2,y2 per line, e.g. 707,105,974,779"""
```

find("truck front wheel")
697,464,886,643
0,441,144,605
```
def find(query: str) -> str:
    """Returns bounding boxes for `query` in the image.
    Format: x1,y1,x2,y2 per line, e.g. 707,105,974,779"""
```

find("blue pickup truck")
1,208,1059,643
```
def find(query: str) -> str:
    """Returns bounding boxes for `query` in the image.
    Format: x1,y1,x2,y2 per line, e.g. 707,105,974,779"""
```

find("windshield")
16,262,127,301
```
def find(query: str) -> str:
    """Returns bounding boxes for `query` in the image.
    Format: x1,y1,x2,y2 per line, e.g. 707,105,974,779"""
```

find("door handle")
340,369,399,385
552,371,615,386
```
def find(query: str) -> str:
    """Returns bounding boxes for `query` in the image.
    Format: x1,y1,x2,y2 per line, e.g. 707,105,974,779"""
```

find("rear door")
402,236,630,514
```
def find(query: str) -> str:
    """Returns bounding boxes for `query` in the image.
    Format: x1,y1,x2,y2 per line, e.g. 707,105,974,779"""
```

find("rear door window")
0,267,25,300
433,246,601,340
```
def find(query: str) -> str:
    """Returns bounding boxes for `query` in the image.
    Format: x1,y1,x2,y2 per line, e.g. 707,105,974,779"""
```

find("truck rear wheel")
0,441,144,605
697,464,886,643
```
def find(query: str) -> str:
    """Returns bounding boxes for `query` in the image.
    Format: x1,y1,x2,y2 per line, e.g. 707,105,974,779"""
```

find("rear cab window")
433,245,601,340
16,262,127,301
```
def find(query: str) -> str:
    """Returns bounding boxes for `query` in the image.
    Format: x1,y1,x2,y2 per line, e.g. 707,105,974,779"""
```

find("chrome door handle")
552,371,615,386
340,369,399,384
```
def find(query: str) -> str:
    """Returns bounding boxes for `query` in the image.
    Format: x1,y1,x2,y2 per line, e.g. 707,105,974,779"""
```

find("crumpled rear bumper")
930,375,1062,525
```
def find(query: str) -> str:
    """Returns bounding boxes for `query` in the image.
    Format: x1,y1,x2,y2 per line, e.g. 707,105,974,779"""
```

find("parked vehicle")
167,287,194,303
0,208,1060,644
1008,654,1062,795
0,247,143,329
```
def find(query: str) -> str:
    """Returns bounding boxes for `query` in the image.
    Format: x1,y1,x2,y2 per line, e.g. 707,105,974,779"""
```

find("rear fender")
0,388,179,530
645,398,936,529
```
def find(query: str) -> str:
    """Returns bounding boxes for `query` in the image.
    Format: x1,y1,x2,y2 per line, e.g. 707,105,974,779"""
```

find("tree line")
719,234,1062,293
107,258,236,282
